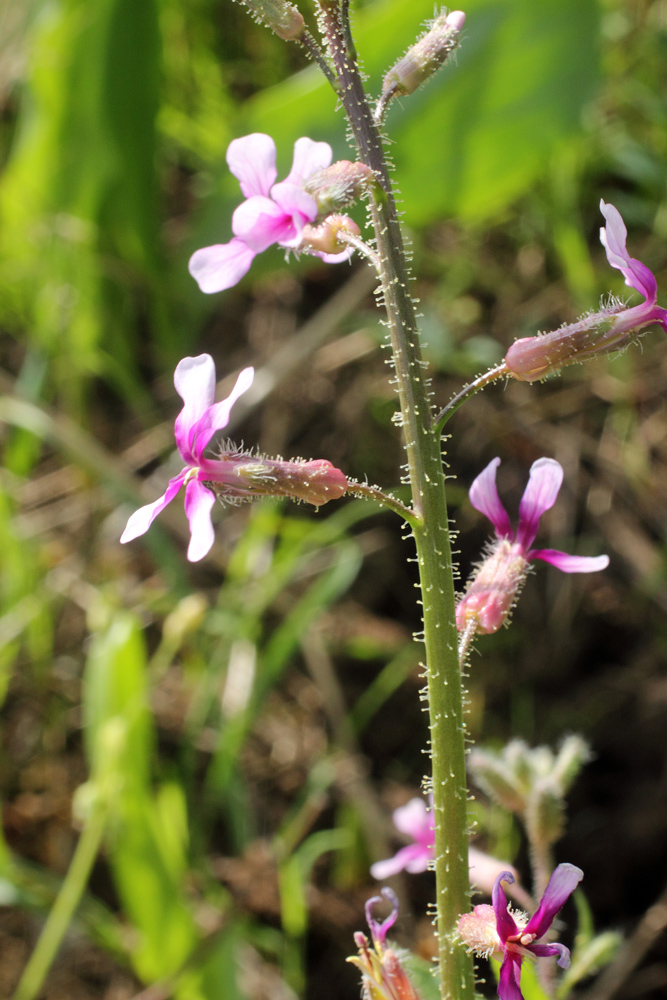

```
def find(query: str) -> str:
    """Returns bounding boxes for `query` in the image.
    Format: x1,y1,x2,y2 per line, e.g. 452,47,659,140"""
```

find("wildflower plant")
98,3,663,1000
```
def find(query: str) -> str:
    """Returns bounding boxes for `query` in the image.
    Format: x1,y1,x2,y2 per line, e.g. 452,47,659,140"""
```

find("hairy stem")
318,5,474,997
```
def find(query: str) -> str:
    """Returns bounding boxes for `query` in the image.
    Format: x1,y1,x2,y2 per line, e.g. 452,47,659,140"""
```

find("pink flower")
370,798,522,899
189,133,347,293
120,354,348,562
121,355,254,561
458,864,583,1000
370,798,435,879
456,458,609,634
505,201,667,381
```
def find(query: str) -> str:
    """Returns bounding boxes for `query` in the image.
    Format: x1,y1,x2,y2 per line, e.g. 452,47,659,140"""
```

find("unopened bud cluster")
382,9,465,99
468,737,591,849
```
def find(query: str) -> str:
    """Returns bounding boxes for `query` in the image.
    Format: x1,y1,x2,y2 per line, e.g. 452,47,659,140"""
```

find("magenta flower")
458,864,583,1000
120,354,348,562
189,133,350,293
505,201,667,381
457,458,609,634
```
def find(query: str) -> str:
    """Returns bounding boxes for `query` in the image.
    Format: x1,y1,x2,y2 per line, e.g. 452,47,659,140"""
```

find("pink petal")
528,942,571,969
491,871,519,945
392,798,433,845
469,458,513,539
498,953,523,1000
226,133,277,199
370,843,430,879
174,354,217,462
524,863,583,941
188,238,256,293
184,479,216,561
285,136,332,185
232,196,292,252
516,457,563,550
530,549,609,573
189,366,254,460
599,200,657,301
271,182,319,236
599,200,629,270
120,473,186,543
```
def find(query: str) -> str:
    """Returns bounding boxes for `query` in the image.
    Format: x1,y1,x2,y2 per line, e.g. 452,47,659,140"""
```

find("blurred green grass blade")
82,611,153,789
0,0,168,404
261,539,362,694
109,795,199,982
207,538,362,796
236,0,600,225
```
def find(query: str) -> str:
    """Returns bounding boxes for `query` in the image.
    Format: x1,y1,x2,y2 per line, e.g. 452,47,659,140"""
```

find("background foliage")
1,0,667,997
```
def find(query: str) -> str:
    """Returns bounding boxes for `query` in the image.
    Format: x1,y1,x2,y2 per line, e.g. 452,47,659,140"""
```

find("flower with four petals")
189,134,354,293
457,457,609,634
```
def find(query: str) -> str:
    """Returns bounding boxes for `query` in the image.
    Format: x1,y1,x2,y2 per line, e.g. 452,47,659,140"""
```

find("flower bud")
234,457,348,505
504,307,627,382
382,10,465,99
467,746,528,815
202,445,348,507
552,735,591,794
304,161,374,215
525,778,565,848
300,214,360,255
237,0,304,39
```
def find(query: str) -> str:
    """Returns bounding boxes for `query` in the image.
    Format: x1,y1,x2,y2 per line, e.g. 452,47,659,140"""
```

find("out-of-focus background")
1,0,667,997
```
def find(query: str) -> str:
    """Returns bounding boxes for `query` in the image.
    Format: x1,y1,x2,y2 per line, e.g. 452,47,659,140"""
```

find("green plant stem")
318,5,474,997
12,801,108,1000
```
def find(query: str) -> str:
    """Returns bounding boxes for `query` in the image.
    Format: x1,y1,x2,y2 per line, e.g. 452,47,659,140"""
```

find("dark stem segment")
317,5,474,997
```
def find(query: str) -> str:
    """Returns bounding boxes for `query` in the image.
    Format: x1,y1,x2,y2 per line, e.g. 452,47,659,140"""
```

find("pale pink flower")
456,458,609,634
458,864,583,1000
189,134,351,293
371,797,521,898
120,354,347,562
